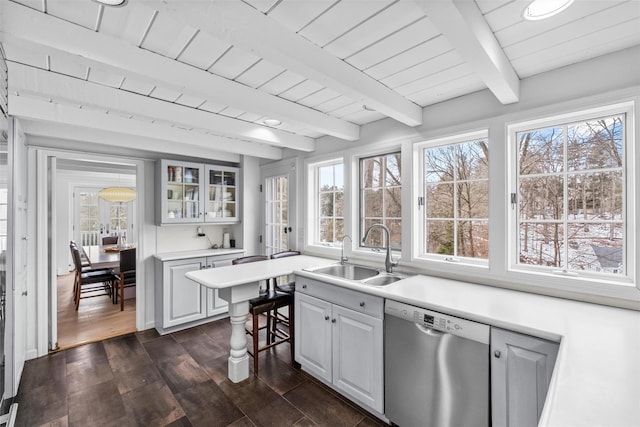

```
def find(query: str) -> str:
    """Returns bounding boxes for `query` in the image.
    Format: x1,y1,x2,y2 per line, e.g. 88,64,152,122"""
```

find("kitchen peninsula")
186,255,336,382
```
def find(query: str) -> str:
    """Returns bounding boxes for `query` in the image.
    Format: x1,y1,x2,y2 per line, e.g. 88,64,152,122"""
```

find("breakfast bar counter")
186,255,335,382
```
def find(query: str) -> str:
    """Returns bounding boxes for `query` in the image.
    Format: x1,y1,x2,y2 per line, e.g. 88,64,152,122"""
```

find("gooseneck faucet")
362,224,398,273
340,235,352,265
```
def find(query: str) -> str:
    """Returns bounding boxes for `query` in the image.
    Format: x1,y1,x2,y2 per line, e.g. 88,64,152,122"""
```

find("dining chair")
268,251,300,345
232,254,294,376
69,241,111,301
114,247,136,311
102,236,118,245
70,245,116,310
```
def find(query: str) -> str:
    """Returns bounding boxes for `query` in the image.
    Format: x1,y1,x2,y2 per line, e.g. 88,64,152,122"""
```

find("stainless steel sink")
362,274,406,286
310,264,380,280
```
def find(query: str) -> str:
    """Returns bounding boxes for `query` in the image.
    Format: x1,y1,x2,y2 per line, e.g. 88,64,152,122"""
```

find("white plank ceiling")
0,0,638,160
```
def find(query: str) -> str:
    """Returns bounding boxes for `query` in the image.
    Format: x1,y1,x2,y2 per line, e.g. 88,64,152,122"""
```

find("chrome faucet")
362,224,397,273
340,235,352,265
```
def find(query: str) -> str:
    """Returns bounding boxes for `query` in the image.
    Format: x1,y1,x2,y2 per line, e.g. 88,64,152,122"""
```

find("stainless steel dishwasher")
385,300,490,427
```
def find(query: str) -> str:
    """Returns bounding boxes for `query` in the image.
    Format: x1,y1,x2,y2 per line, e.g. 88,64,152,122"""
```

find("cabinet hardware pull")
359,301,365,307
324,316,330,321
302,284,307,289
494,350,501,358
331,318,336,323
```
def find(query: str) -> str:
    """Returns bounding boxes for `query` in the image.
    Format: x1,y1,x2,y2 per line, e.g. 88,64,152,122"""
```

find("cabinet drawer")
296,276,383,318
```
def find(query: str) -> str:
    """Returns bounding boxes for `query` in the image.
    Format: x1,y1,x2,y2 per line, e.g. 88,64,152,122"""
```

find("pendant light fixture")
97,187,136,203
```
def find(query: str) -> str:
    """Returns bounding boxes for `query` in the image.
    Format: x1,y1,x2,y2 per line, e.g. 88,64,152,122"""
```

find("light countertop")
186,255,336,288
153,248,244,262
295,268,640,427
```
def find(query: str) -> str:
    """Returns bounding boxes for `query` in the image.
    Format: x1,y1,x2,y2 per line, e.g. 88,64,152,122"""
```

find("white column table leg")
227,300,250,383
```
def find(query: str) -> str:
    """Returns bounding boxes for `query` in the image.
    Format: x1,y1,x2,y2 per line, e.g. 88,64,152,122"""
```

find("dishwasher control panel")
385,299,490,344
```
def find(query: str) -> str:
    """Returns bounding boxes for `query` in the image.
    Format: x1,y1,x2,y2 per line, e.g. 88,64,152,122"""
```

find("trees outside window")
317,162,344,245
360,153,402,250
421,136,489,261
515,114,625,275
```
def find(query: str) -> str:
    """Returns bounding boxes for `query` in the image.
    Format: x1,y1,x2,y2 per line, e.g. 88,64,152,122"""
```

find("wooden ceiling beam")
9,62,315,152
23,120,242,163
9,95,283,160
2,1,359,140
416,0,520,104
148,1,423,127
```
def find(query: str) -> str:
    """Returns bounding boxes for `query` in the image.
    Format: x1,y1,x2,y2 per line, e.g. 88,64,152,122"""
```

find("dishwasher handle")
415,323,446,337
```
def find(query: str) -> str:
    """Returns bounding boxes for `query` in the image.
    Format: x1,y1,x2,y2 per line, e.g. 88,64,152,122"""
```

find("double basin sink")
305,263,411,286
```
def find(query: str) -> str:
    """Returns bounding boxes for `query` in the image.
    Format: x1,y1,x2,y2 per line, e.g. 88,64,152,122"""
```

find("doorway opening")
54,159,137,350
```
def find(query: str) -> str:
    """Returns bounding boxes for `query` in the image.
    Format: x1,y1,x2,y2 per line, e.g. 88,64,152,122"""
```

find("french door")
261,160,298,256
74,187,133,246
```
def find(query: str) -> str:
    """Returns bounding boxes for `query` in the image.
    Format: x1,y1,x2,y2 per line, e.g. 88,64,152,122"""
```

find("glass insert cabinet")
157,159,240,224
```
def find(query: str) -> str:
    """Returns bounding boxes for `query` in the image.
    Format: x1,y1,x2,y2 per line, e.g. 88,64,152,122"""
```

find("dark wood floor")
13,318,388,427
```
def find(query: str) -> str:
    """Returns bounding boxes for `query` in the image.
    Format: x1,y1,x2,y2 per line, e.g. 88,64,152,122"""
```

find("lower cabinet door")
332,304,384,413
163,258,207,328
491,327,559,427
295,293,333,383
207,289,229,317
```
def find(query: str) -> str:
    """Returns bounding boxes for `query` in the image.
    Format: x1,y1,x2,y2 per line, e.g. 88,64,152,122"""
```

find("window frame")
507,102,636,286
414,130,490,267
358,151,403,252
308,158,345,248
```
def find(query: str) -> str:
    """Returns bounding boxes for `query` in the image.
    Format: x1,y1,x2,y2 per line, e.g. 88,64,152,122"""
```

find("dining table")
83,244,126,269
186,255,335,383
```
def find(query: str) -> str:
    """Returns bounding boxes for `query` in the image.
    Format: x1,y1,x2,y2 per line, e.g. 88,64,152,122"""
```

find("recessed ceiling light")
523,0,574,21
263,118,282,127
92,0,127,6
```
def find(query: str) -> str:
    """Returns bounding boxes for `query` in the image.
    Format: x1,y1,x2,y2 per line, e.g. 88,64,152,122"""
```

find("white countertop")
186,255,336,288
295,268,640,427
153,248,244,262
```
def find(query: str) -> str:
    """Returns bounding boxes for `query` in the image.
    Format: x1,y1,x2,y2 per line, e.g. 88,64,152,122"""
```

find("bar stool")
232,255,294,376
268,251,300,345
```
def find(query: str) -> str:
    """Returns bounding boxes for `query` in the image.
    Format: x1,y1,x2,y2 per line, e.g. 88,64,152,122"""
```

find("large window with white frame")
313,160,344,246
510,104,633,281
360,152,402,251
415,132,489,264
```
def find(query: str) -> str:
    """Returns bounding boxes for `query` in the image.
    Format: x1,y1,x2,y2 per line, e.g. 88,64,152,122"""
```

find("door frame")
4,117,28,398
34,148,146,356
260,158,299,254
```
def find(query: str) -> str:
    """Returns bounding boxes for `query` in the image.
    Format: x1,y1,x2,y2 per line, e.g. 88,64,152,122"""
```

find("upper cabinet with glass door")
205,165,240,223
159,160,204,224
157,160,240,225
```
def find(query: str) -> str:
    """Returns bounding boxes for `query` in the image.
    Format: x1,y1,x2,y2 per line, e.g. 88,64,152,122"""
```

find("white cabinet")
160,257,207,329
155,252,242,334
158,160,205,224
295,277,384,414
204,165,240,222
205,256,233,316
157,160,240,225
491,327,559,427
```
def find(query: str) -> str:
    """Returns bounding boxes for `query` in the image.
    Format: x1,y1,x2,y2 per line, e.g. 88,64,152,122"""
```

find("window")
315,161,344,245
417,133,489,262
360,152,402,250
512,108,629,278
76,188,131,246
78,189,100,245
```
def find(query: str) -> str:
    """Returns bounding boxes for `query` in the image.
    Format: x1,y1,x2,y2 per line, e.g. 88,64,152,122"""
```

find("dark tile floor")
13,318,388,427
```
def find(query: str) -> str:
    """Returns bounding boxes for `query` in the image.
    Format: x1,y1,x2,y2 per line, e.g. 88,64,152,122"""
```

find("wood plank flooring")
13,318,388,427
57,273,136,350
